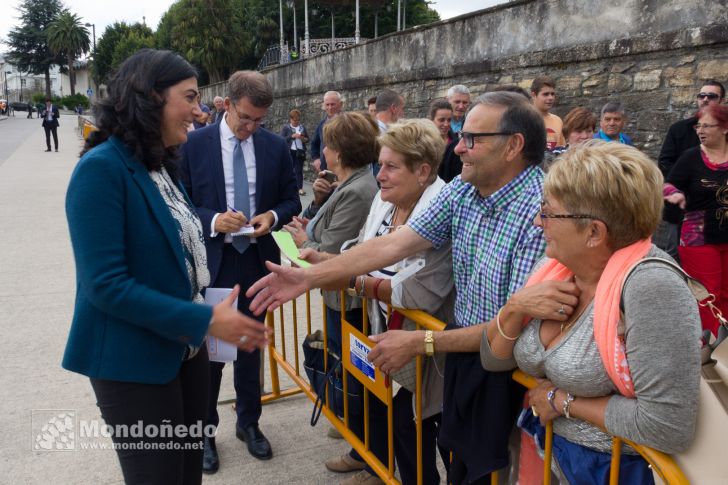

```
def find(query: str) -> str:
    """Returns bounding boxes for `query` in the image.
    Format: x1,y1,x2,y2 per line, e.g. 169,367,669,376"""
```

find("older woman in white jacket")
300,119,454,485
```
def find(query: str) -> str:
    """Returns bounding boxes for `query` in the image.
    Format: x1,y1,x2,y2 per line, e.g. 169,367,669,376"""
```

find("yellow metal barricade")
82,121,98,140
261,289,689,485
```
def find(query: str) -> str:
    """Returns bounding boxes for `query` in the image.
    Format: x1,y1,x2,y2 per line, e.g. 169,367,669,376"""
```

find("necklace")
560,300,592,334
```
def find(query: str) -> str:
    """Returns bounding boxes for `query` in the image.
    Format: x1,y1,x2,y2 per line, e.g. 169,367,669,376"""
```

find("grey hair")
471,91,546,165
324,91,343,102
213,96,223,102
447,84,470,98
601,101,625,117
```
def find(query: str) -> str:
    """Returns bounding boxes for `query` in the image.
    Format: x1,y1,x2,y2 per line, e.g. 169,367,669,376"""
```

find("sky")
1,1,506,47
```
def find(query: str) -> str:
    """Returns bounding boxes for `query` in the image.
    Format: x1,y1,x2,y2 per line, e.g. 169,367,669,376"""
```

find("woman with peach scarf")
480,141,701,484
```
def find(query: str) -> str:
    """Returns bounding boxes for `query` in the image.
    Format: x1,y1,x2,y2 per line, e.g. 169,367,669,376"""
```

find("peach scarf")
522,238,653,397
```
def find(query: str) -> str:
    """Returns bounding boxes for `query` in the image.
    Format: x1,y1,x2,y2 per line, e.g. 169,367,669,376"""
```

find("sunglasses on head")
697,93,721,101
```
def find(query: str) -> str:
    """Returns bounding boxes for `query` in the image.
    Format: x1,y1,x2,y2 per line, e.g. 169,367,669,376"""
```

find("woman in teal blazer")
63,49,267,485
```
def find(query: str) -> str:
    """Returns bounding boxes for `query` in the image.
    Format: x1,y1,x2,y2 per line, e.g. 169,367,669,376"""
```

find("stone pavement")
0,115,352,485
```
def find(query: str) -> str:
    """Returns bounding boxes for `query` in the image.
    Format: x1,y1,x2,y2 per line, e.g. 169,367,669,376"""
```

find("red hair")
697,104,728,141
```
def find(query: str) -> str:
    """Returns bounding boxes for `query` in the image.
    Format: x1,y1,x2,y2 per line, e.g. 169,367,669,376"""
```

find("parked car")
10,101,34,112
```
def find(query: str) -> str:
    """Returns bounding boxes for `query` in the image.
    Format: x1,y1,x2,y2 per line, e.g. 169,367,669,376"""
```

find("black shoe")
45,149,51,152
202,437,219,474
55,148,58,152
236,424,272,460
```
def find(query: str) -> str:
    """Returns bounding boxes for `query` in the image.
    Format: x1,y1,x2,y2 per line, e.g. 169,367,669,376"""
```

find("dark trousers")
207,244,266,430
393,388,447,485
90,346,210,485
290,149,304,190
44,125,58,150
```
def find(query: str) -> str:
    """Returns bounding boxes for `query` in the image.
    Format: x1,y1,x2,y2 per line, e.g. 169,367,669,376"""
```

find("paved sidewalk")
0,116,350,484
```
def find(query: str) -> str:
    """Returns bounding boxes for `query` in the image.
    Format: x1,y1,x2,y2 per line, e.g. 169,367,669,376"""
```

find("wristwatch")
424,330,435,356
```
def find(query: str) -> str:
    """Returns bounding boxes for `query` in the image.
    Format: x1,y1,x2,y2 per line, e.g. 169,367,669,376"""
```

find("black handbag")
302,330,362,425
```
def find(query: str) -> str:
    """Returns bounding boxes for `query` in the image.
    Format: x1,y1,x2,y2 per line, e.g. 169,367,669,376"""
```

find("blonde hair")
544,140,663,249
378,119,445,179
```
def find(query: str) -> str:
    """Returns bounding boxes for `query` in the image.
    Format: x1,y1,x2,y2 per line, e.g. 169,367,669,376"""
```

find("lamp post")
84,22,97,101
286,1,298,52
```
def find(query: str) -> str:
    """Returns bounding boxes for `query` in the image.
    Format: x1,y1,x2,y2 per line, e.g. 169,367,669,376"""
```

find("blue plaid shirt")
409,166,546,327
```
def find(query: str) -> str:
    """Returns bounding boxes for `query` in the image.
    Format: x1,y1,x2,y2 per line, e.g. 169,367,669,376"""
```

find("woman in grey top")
480,141,701,483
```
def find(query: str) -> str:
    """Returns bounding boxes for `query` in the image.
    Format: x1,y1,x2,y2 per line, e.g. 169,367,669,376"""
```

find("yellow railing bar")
415,353,423,485
610,438,622,485
292,299,300,375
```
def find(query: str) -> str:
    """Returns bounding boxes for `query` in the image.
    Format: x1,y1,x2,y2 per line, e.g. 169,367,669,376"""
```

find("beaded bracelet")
563,393,576,419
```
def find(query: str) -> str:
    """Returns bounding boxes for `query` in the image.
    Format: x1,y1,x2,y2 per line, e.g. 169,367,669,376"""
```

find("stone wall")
201,0,728,169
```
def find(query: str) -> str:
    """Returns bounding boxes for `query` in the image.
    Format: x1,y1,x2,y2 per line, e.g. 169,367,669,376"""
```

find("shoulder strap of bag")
623,257,728,344
310,359,340,426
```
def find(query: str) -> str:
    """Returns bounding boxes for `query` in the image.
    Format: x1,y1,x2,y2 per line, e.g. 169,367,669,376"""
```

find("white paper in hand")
204,287,239,362
230,226,254,237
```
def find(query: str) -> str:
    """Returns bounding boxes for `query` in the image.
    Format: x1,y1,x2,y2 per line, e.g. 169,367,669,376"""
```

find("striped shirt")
408,166,546,327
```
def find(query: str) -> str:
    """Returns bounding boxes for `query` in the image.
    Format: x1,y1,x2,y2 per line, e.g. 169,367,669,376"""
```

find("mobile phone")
322,170,338,183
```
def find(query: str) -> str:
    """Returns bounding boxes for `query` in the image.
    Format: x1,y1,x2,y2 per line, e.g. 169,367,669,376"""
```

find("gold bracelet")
496,307,519,341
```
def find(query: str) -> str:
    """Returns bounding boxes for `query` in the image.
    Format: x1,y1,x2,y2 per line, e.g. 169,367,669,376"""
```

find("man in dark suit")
178,71,301,472
41,98,60,152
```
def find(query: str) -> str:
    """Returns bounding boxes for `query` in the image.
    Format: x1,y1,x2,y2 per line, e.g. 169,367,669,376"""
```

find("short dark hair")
83,49,198,174
530,76,556,95
702,79,726,99
227,70,273,108
601,101,625,117
428,98,452,120
323,112,380,170
375,89,403,112
367,96,377,106
472,91,546,165
492,85,532,101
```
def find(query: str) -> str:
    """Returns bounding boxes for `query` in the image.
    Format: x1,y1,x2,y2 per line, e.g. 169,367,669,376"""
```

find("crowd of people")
61,47,726,485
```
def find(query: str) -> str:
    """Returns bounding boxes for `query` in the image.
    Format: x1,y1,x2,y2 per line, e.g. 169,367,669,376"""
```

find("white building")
0,55,95,103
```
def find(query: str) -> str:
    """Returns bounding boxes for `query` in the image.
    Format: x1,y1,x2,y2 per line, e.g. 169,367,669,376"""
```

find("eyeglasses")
456,130,513,149
697,93,721,101
539,200,601,223
694,123,720,131
232,107,265,128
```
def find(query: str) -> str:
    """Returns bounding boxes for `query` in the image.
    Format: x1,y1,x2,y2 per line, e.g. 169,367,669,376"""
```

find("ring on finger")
239,336,248,344
558,305,566,315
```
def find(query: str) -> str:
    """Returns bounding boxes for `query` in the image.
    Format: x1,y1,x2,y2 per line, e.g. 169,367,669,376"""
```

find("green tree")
166,0,252,84
110,30,155,70
47,11,90,96
92,22,154,85
4,0,65,98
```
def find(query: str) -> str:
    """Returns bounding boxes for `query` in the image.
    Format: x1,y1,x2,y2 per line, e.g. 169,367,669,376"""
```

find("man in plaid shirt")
248,91,547,484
